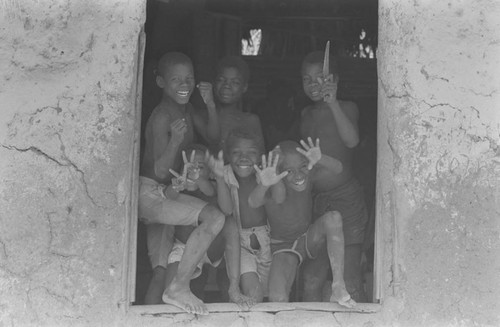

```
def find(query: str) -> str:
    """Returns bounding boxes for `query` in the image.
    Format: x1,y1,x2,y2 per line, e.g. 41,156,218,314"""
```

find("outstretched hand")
297,137,321,170
207,150,225,179
254,152,288,187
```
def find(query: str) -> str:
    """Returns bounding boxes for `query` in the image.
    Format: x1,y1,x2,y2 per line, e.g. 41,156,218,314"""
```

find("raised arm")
320,74,359,148
207,150,233,215
152,113,186,180
249,152,288,208
192,82,220,145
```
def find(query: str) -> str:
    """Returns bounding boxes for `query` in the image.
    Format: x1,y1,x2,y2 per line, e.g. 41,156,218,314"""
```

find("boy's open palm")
207,150,225,179
254,152,288,187
297,137,322,170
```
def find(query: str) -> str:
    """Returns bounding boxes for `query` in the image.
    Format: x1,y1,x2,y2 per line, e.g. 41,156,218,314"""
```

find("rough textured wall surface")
377,0,500,326
1,0,499,326
0,1,144,326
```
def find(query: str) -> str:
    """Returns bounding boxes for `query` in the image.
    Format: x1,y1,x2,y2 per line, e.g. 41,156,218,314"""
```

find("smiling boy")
139,52,225,314
299,51,368,302
248,139,355,307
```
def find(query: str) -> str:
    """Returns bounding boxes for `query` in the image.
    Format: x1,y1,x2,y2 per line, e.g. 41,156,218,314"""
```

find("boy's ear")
156,75,165,88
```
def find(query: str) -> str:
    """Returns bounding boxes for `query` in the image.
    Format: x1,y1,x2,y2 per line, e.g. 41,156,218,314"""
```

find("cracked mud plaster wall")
1,0,499,327
376,0,500,326
0,0,144,326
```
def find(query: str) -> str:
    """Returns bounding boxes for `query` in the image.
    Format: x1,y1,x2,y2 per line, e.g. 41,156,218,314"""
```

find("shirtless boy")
223,129,273,302
195,56,264,152
299,51,368,301
164,144,253,308
138,52,225,314
248,138,355,307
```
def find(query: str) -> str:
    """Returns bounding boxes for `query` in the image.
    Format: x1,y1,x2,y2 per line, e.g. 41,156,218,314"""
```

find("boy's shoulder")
148,104,172,125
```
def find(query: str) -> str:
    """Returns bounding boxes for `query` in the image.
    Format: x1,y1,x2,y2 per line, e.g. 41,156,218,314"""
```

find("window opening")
129,0,379,313
241,29,262,55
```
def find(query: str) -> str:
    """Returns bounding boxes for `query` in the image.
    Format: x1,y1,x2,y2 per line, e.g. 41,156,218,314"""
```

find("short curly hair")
216,56,250,83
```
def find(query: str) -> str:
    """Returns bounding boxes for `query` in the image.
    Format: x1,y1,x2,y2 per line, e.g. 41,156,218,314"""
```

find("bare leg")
218,217,255,307
344,244,366,302
162,204,224,315
302,249,329,302
144,266,167,304
268,252,299,302
144,224,174,304
240,272,264,303
307,211,356,308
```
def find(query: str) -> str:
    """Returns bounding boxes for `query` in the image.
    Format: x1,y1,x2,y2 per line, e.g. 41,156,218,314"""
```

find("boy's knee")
323,211,343,229
200,205,225,235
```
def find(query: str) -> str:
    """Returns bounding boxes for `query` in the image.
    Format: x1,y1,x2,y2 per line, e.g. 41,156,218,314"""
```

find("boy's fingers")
182,151,188,164
261,154,267,168
218,150,224,160
190,150,195,163
169,169,181,178
296,147,307,156
308,137,316,148
272,153,280,167
316,138,320,148
300,139,308,149
253,164,261,173
278,171,289,179
268,152,273,167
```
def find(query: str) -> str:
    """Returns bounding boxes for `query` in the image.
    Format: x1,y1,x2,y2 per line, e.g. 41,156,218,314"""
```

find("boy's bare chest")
220,112,254,132
301,109,338,139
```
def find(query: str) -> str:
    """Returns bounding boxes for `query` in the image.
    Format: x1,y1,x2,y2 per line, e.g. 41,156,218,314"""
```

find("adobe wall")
0,1,499,327
375,0,500,326
0,1,144,326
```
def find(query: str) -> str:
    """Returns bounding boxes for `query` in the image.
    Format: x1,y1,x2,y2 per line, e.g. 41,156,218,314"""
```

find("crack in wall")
0,143,101,208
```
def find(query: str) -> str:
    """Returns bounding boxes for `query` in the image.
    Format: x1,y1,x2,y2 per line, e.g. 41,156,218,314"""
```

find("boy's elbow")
346,137,359,148
248,198,262,208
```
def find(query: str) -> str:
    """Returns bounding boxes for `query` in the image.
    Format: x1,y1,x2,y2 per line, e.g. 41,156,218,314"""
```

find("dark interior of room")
135,0,378,305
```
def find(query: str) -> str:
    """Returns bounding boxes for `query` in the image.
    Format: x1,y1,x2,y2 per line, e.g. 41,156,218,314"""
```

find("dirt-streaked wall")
0,1,499,326
0,1,144,326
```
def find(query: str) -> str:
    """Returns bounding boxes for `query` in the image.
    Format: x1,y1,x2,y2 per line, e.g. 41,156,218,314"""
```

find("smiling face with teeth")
157,61,195,105
279,152,311,192
227,138,261,178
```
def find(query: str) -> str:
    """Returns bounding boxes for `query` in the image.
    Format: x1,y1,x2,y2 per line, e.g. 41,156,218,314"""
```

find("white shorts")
138,176,207,226
167,239,223,280
240,225,272,295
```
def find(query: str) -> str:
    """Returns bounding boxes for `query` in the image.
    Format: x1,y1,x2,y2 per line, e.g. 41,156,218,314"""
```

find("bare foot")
330,282,357,309
228,287,255,310
162,286,208,315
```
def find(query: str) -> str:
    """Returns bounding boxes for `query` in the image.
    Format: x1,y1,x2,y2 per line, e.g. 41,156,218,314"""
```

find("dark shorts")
270,232,316,265
313,178,368,245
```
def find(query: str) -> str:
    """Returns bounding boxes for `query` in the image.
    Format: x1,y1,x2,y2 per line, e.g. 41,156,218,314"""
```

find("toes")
338,296,356,308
